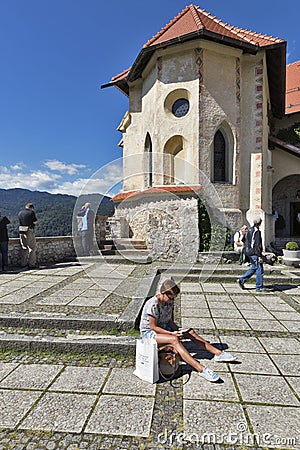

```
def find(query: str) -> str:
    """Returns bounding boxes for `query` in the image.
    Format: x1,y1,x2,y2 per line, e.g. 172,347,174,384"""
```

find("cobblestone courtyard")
0,260,299,449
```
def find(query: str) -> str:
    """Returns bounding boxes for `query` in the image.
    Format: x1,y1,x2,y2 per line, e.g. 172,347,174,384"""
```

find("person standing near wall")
18,203,38,268
0,212,10,271
77,202,96,256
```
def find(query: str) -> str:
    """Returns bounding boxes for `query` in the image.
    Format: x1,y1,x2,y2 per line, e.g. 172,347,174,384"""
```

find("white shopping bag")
133,338,159,384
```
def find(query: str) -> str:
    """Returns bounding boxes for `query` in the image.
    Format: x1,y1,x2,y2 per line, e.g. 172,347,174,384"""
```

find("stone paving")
0,260,299,449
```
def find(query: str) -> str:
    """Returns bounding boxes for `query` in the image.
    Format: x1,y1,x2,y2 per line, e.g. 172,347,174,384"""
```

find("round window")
172,98,189,117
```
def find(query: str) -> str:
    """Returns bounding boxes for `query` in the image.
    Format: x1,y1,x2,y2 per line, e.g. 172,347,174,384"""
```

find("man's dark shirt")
18,209,37,228
0,216,10,242
245,226,263,257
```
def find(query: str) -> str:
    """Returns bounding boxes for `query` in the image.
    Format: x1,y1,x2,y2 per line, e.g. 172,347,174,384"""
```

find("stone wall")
7,236,76,267
115,195,199,262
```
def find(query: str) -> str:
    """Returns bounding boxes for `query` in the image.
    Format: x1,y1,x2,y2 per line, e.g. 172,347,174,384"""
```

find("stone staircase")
163,263,300,285
77,238,152,264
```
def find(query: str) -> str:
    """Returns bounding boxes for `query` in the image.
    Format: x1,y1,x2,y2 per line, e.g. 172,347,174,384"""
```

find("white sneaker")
198,367,219,382
214,351,238,362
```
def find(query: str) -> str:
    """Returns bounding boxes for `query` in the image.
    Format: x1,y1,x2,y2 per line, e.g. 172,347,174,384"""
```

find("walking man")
18,203,38,268
0,212,10,271
238,218,266,292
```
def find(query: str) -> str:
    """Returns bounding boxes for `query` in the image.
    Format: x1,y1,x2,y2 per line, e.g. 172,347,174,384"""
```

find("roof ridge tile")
195,5,283,45
189,4,204,29
143,4,192,48
195,6,258,45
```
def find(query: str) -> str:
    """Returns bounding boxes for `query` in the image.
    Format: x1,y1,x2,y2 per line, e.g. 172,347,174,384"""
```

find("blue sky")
0,0,299,196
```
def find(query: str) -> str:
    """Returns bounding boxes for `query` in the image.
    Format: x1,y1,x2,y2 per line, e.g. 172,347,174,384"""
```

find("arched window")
144,133,152,188
163,135,185,184
212,128,233,183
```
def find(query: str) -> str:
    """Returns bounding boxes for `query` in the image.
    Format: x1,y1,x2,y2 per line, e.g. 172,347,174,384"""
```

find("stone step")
78,254,152,264
100,248,117,255
166,266,283,275
115,238,147,248
0,313,119,331
0,332,136,355
99,239,147,250
98,238,148,259
172,272,297,284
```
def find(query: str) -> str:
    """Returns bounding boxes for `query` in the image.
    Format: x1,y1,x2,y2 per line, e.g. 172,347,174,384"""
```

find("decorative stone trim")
254,61,263,153
194,47,203,85
235,57,241,187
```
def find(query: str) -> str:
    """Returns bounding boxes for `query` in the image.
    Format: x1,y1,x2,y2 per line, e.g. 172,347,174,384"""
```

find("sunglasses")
164,292,176,300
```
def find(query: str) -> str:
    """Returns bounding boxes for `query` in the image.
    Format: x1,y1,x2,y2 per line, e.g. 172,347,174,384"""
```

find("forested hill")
0,188,115,238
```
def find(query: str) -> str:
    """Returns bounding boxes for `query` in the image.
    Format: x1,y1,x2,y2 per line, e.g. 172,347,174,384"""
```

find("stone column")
246,153,266,245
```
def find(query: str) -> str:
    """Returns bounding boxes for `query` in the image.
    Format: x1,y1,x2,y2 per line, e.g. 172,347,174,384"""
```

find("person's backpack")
244,227,256,256
158,345,180,380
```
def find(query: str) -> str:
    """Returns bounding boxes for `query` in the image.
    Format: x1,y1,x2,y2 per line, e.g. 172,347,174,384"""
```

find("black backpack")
244,227,256,256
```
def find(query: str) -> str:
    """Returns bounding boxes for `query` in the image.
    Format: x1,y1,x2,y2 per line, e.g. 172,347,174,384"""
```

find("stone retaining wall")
7,236,77,267
115,195,199,262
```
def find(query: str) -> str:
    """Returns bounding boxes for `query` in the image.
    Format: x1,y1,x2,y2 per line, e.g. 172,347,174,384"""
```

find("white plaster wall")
122,45,200,191
272,149,300,187
200,46,240,210
118,39,274,246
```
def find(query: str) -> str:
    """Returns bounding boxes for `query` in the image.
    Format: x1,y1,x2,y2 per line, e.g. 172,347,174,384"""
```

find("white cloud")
0,167,61,192
52,163,123,196
10,163,26,171
0,161,123,197
44,159,87,175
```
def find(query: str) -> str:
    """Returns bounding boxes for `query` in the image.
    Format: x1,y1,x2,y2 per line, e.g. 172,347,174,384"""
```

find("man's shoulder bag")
19,225,29,233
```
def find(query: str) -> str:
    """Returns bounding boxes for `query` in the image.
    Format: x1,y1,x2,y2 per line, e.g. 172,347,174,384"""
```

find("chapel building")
102,4,300,262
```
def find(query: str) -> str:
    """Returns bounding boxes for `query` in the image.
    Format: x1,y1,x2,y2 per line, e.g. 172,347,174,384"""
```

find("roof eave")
100,79,129,97
265,42,287,118
269,135,300,158
101,31,286,110
128,29,258,82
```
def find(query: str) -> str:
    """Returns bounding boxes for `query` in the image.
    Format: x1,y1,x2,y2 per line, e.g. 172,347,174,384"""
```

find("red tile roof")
111,185,202,203
144,4,284,48
286,61,300,114
108,4,284,85
111,68,130,83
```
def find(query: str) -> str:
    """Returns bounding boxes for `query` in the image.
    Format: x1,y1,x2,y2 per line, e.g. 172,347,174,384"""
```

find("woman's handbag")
133,338,159,384
158,345,180,380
